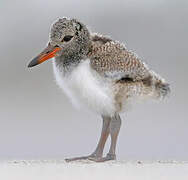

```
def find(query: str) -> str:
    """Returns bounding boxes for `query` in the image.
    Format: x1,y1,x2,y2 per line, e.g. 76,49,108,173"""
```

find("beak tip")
27,63,32,68
27,57,38,68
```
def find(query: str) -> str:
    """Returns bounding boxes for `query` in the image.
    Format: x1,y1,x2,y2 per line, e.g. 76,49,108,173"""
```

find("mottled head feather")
49,18,91,71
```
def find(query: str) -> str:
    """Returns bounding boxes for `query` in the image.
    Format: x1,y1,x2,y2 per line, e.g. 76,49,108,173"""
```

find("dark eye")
62,35,73,42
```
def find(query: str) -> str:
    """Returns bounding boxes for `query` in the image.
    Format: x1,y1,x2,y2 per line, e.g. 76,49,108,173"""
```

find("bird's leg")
88,116,111,160
65,116,111,162
106,114,121,160
90,113,122,162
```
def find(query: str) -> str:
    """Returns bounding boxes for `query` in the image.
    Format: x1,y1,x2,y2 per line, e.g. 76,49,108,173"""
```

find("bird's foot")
88,153,116,162
65,153,101,162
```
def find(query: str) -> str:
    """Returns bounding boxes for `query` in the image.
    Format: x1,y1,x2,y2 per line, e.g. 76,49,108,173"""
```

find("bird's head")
28,18,90,68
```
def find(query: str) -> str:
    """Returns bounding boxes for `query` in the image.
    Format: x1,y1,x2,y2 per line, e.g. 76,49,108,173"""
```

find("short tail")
155,81,170,99
150,71,170,99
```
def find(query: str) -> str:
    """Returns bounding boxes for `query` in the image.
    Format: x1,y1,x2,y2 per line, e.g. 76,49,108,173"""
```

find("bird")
28,17,170,162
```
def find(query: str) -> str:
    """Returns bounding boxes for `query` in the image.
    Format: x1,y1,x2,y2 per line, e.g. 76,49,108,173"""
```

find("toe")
65,156,89,162
89,153,116,162
65,154,99,162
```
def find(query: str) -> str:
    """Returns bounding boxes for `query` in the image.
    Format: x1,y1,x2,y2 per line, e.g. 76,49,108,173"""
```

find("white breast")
52,59,116,116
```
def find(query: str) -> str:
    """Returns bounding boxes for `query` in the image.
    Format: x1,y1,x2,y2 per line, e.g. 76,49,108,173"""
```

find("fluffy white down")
53,59,116,116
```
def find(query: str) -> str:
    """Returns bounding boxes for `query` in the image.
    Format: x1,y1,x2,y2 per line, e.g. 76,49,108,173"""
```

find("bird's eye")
62,35,73,42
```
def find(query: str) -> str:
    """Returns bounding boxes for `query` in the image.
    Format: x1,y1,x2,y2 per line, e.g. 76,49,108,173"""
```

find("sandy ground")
0,160,187,180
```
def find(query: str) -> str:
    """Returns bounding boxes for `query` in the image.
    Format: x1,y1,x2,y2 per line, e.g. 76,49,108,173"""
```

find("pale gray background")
0,0,187,161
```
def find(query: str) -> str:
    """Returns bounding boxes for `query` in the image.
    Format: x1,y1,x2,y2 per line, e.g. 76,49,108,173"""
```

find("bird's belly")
53,59,116,116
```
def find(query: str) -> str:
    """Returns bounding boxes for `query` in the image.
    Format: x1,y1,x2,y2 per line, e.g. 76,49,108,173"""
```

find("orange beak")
28,43,61,68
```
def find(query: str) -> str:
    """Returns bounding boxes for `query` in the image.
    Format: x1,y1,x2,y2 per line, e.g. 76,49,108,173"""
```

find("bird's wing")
89,38,151,82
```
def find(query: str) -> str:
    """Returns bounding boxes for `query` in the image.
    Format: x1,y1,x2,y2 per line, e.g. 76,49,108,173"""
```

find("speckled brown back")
88,34,151,82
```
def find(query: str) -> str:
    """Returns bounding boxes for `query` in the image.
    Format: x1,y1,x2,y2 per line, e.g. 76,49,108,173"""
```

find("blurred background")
0,0,187,161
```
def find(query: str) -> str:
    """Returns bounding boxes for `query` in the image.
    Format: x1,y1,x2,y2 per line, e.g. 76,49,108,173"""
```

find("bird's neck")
54,39,92,75
54,53,86,75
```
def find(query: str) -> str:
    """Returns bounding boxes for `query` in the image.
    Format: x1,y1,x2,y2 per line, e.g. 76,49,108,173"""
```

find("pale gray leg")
91,116,111,157
90,113,122,162
65,116,111,162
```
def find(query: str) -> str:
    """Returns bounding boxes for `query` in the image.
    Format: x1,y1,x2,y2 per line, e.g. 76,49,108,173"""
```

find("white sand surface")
0,160,187,180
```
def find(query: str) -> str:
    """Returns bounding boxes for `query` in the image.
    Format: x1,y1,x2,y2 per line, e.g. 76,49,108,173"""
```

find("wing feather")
89,35,151,81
